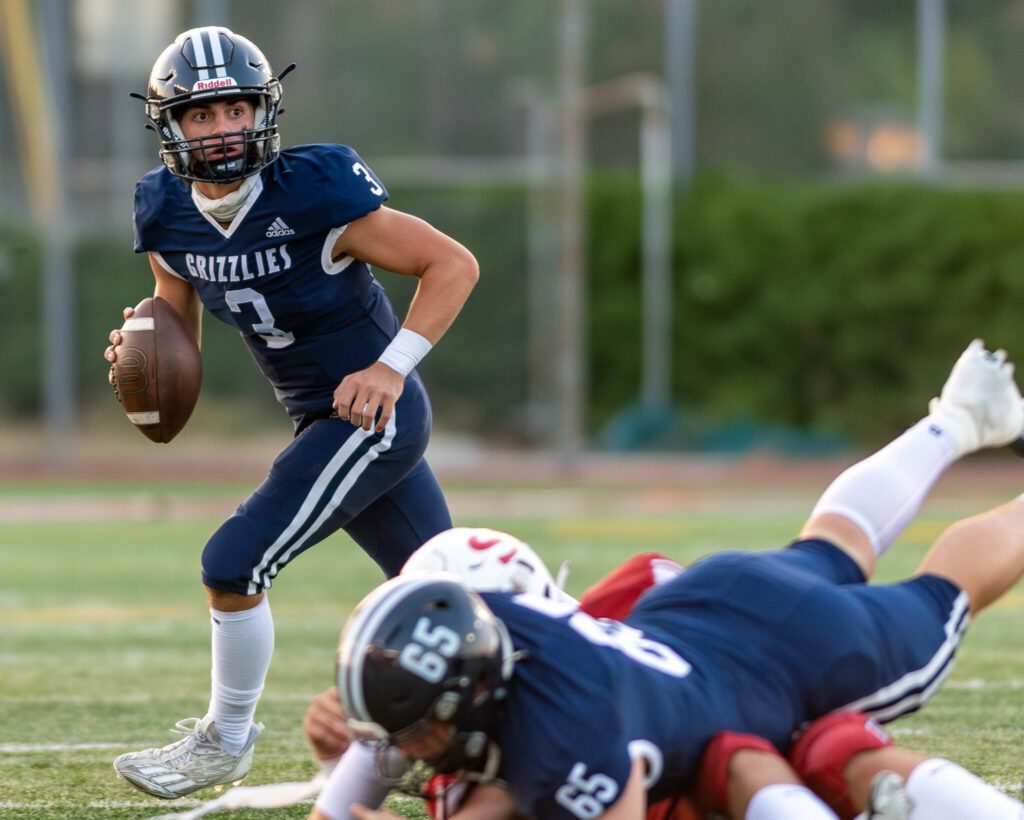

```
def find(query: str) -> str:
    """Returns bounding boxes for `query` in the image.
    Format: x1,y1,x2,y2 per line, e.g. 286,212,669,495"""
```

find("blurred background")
3,0,1024,465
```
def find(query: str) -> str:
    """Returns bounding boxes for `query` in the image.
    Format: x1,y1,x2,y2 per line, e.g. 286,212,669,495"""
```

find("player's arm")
329,205,479,433
600,756,646,820
447,783,519,820
303,686,352,762
333,205,478,344
150,254,202,348
104,255,202,380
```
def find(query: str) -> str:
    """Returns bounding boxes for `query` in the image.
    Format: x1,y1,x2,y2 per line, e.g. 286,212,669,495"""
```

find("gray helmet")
140,27,293,182
337,574,514,775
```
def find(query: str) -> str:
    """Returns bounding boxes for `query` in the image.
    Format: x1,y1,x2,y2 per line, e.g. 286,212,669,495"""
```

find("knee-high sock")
906,758,1024,819
810,418,959,557
207,596,274,754
746,784,839,819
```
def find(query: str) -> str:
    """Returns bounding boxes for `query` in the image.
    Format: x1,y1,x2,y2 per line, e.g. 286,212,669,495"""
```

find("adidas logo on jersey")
266,217,295,237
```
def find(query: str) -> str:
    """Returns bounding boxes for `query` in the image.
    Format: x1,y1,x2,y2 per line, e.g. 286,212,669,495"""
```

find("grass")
1,467,1023,818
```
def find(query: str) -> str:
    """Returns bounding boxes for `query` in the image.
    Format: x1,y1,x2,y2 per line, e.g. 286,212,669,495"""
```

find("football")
111,296,202,443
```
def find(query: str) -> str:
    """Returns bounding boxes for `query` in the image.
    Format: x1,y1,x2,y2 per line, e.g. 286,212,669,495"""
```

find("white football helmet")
402,527,573,603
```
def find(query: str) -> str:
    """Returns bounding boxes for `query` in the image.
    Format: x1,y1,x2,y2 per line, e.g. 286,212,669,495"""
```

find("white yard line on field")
0,742,130,752
947,677,1024,689
0,691,320,704
0,799,204,809
0,739,312,753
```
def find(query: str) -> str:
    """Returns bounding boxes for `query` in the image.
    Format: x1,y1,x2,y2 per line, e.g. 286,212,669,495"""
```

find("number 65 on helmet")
336,575,514,777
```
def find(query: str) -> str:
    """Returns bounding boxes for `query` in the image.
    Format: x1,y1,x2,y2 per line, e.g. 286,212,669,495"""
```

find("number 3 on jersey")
225,288,295,349
352,162,384,197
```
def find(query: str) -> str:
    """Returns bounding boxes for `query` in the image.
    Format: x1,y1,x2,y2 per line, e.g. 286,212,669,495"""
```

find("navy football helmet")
140,27,292,183
337,574,515,777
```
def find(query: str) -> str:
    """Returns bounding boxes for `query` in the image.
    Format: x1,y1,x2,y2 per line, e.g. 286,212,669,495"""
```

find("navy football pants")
629,540,970,748
201,399,451,595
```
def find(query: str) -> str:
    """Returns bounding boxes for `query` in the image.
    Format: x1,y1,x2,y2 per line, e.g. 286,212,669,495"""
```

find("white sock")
207,596,274,754
906,758,1024,819
810,418,958,557
746,783,839,819
314,742,400,819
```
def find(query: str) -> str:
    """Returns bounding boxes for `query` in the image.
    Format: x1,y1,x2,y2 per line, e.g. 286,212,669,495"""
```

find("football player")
305,536,902,820
333,340,1024,819
309,532,702,820
105,27,477,798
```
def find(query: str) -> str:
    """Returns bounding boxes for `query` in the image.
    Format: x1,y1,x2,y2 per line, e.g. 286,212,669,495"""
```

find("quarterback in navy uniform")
333,340,1024,820
105,27,478,798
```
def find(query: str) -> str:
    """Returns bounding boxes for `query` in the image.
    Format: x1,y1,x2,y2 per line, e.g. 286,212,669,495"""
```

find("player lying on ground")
306,689,929,820
103,26,477,798
329,339,1024,820
304,533,998,819
306,535,708,820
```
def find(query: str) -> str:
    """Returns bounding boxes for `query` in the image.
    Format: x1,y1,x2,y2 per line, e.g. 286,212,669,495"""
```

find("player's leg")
915,496,1024,615
789,576,1017,819
228,394,441,592
114,514,278,796
799,339,1023,578
196,413,441,745
789,712,901,818
115,409,434,797
695,732,839,819
342,458,452,577
791,712,1024,819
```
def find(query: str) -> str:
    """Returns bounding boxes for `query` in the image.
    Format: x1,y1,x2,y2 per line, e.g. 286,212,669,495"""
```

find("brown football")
111,296,202,443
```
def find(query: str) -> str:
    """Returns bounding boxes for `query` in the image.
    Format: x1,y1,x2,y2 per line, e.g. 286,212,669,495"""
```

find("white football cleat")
928,339,1024,458
113,717,262,799
865,769,911,819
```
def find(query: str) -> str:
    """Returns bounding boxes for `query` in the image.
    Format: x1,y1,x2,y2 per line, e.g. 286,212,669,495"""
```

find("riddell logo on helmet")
192,77,238,92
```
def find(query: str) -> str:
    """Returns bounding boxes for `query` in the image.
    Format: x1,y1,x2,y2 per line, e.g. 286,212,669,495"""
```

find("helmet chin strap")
191,172,259,221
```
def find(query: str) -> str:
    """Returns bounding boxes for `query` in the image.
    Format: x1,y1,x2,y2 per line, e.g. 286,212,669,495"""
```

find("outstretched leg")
791,713,1024,819
917,496,1024,615
800,340,1024,579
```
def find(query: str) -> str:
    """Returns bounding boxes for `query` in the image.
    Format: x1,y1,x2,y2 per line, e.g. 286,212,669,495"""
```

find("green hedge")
0,226,41,416
4,177,1024,446
589,175,1024,446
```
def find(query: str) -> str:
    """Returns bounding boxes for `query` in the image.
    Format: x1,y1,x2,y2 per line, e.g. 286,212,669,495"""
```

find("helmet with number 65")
336,574,513,776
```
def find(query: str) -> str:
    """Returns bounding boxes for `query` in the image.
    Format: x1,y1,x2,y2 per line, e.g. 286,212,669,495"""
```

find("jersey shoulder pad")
278,143,388,227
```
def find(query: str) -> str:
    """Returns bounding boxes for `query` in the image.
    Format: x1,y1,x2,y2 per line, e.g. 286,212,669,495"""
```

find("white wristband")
377,328,433,377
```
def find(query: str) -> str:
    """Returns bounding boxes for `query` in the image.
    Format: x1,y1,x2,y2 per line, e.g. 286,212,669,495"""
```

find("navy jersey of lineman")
480,591,733,820
133,144,399,426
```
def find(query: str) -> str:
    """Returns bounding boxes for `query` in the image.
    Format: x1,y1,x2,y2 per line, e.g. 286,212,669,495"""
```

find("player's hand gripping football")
104,305,136,387
333,361,405,433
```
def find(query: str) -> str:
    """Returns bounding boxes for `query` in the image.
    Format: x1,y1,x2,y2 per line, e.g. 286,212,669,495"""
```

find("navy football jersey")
133,144,402,426
481,591,732,819
481,543,967,819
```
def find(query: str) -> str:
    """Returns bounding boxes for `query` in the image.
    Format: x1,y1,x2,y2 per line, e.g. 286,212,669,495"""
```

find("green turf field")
2,470,1023,818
